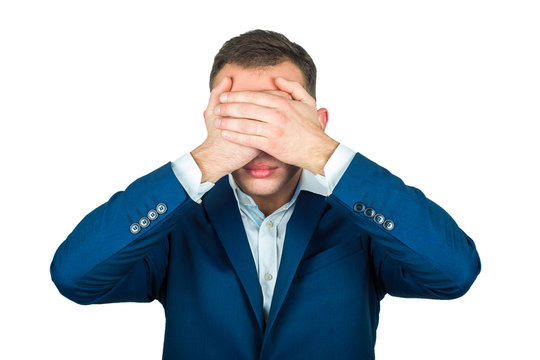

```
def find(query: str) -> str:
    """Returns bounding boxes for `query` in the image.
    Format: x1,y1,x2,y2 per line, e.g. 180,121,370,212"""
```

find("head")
210,29,317,99
209,30,328,211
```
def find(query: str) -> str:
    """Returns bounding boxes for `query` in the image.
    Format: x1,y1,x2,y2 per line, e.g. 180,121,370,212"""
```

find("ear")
317,107,329,131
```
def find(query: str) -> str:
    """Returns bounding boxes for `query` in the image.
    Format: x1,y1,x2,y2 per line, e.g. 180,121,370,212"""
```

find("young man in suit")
51,30,481,359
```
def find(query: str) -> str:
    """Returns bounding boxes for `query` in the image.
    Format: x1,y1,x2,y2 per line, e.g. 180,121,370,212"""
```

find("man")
51,30,481,359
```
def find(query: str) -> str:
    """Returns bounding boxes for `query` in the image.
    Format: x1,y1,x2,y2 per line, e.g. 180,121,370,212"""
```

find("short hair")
209,30,317,99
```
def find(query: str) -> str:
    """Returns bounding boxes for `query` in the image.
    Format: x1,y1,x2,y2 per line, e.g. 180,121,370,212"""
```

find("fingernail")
214,118,221,128
214,105,220,115
220,93,228,102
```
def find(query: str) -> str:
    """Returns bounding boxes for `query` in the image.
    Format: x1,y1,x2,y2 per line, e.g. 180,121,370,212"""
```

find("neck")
250,171,302,217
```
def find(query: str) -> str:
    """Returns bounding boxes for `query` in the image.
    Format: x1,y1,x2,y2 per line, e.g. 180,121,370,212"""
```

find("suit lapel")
203,177,264,332
265,190,327,334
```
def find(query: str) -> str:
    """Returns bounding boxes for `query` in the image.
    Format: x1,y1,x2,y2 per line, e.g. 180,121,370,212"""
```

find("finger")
219,90,290,109
208,77,232,109
216,117,268,137
263,90,293,99
215,102,278,123
274,77,316,106
221,130,268,151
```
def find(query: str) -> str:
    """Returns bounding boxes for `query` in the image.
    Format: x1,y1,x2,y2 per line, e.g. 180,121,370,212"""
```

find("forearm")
328,152,481,299
50,163,190,304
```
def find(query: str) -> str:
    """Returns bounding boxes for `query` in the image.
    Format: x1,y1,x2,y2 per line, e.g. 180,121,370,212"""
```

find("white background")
1,1,538,359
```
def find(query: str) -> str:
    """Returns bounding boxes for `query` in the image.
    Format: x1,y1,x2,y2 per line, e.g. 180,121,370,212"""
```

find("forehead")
213,61,305,92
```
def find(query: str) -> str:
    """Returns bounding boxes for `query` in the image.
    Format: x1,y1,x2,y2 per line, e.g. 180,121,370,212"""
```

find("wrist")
306,136,339,175
191,143,227,183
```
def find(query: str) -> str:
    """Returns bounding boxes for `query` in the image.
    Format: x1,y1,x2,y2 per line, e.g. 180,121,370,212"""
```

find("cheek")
282,164,301,179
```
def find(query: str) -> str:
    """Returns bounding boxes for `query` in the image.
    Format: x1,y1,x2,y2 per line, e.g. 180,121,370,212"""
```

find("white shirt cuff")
313,143,356,196
171,153,215,204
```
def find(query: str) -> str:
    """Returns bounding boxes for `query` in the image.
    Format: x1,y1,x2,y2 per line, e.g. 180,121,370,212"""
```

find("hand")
214,77,339,175
191,77,261,183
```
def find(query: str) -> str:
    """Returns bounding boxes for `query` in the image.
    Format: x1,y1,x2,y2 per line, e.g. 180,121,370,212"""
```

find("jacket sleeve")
50,163,192,305
327,153,481,300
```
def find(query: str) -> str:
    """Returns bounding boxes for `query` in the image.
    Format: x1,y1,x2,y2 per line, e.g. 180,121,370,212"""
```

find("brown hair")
209,30,317,99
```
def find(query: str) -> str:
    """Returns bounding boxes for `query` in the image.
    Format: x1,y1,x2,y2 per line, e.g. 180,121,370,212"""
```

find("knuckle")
274,126,284,137
267,137,278,150
278,97,290,108
276,112,287,124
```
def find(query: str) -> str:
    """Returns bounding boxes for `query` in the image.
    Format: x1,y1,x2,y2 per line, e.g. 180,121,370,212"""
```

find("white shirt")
171,144,356,319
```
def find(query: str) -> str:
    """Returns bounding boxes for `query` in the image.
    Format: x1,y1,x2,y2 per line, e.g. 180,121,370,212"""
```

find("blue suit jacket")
51,153,480,359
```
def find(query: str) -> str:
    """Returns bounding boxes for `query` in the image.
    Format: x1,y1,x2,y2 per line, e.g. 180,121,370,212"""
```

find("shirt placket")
259,215,278,319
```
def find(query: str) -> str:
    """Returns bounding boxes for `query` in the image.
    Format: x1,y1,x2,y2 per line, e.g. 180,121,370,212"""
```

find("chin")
234,176,285,197
232,166,301,199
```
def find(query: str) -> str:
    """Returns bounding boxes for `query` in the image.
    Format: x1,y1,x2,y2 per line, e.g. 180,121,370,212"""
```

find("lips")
244,163,278,178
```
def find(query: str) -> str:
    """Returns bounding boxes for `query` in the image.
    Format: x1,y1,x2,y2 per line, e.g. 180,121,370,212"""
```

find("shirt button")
264,273,273,281
266,221,274,228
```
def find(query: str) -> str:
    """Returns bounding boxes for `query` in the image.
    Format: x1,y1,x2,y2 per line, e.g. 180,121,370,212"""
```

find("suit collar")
203,177,264,332
203,175,328,336
265,190,327,333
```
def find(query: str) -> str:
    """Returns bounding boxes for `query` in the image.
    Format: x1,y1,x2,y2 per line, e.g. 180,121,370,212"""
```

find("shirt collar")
227,169,326,221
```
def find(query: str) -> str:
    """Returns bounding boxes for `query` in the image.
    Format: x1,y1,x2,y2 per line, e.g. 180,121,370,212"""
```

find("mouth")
243,163,278,179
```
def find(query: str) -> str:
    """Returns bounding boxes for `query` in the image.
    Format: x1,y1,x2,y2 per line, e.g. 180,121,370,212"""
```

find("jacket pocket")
296,239,365,278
